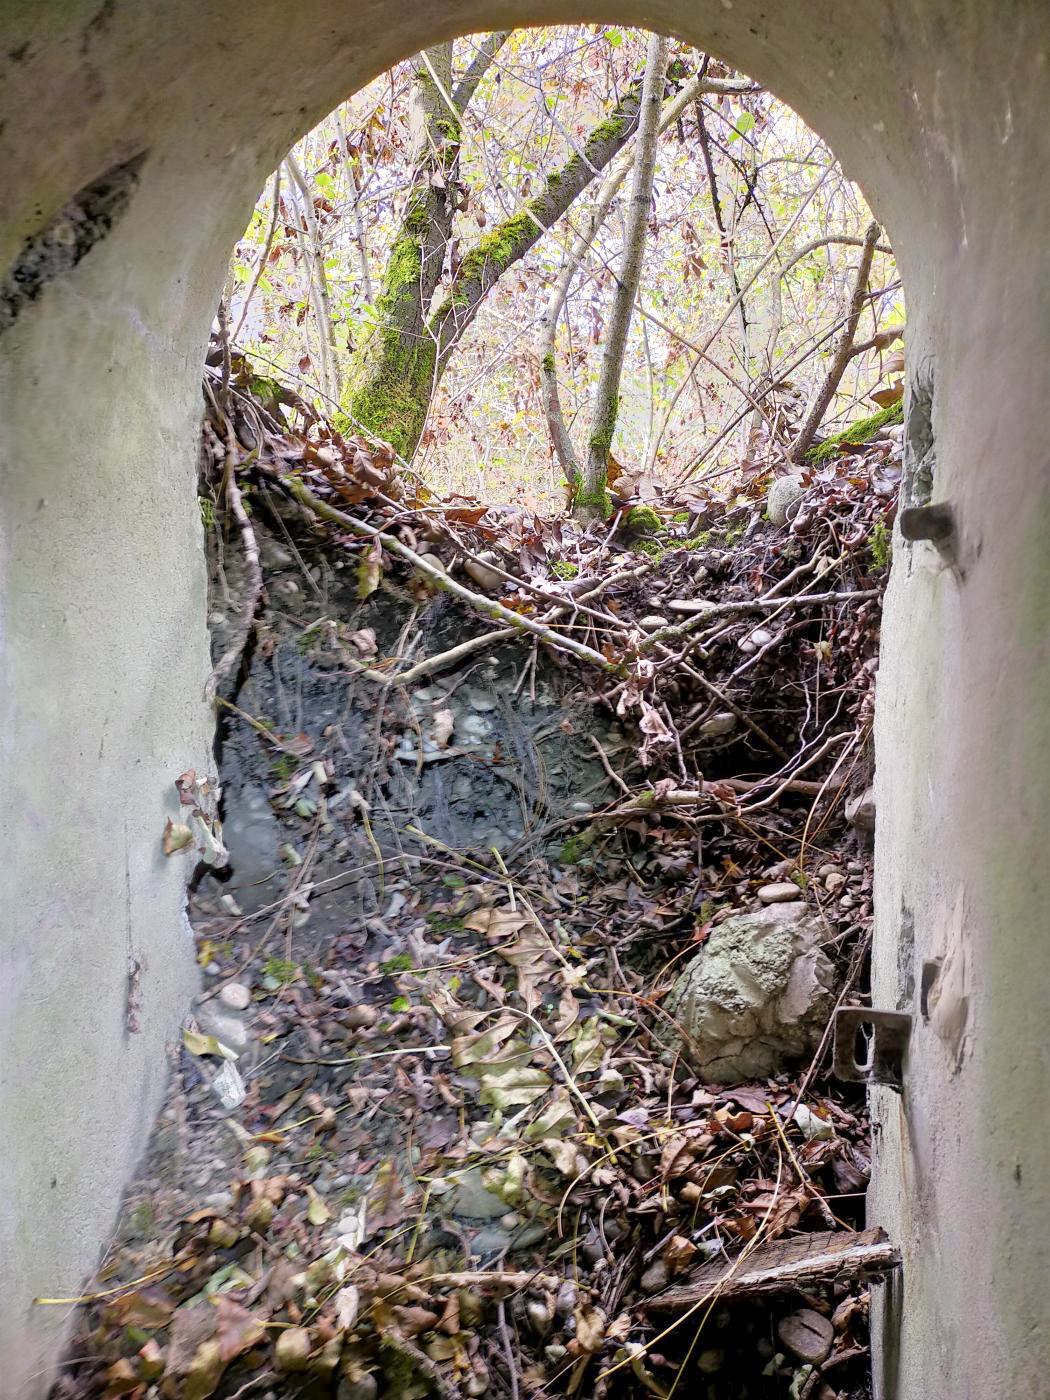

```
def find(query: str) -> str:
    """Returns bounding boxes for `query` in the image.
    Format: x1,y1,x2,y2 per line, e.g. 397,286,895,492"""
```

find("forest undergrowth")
50,348,904,1400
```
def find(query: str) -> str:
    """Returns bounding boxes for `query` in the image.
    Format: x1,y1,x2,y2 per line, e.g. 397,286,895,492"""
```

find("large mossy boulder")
665,902,835,1082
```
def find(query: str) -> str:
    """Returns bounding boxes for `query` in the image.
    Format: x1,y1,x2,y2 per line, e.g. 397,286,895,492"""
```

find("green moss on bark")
339,215,435,456
573,482,613,520
455,210,536,298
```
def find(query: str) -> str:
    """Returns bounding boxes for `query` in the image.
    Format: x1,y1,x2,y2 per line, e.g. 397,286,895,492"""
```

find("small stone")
749,627,774,647
824,872,846,896
767,474,805,526
817,863,839,879
777,1308,833,1364
464,553,504,592
219,894,243,916
758,882,802,903
345,1004,378,1030
845,787,876,831
640,614,668,628
415,551,445,576
699,712,737,739
640,1259,670,1293
196,1003,250,1054
839,894,855,909
525,1298,553,1335
219,981,251,1011
260,539,293,570
697,1349,725,1374
449,1167,507,1220
555,1282,577,1318
570,801,593,814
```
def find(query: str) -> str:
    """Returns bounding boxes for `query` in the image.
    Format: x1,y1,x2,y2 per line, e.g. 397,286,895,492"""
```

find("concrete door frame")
2,4,1049,1396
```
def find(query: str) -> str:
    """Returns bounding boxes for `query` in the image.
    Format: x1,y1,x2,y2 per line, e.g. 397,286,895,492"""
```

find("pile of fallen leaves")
49,351,903,1400
52,860,878,1400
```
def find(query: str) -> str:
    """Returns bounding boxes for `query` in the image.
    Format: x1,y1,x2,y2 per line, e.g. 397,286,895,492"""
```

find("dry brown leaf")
431,708,455,748
215,1295,266,1362
497,924,551,1013
461,907,533,938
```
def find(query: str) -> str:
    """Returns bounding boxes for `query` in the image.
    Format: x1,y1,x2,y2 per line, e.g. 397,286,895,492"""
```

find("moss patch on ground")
806,399,903,463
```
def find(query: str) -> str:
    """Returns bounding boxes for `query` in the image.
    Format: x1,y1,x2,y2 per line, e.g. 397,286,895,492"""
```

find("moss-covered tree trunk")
341,44,462,458
576,33,670,520
342,46,650,463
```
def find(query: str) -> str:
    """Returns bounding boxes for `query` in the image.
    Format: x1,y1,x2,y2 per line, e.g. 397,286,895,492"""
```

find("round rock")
664,902,835,1082
777,1308,833,1364
758,881,803,903
767,473,805,526
218,981,251,1011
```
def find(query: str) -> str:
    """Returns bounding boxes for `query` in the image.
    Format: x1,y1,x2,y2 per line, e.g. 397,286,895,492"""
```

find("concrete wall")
1,1,1048,1395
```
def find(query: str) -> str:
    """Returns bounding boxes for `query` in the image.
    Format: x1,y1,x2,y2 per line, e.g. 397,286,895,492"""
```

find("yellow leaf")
307,1188,330,1226
182,1027,238,1061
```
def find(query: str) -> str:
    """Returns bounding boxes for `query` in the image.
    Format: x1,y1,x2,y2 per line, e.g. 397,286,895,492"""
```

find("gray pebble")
219,982,251,1011
757,882,802,903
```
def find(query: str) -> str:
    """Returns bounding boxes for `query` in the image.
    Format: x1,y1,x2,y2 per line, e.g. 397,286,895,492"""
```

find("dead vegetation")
49,352,903,1400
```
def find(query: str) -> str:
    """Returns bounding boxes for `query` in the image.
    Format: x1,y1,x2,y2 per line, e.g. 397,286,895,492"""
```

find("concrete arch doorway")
2,4,1049,1397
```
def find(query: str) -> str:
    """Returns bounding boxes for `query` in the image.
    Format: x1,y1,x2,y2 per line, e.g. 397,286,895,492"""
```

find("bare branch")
452,32,512,112
791,220,882,460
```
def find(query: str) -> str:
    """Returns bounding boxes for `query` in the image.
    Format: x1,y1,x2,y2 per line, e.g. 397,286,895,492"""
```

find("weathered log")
640,1227,900,1312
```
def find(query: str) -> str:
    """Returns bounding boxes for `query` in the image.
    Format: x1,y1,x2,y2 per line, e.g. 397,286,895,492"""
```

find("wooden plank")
640,1227,900,1312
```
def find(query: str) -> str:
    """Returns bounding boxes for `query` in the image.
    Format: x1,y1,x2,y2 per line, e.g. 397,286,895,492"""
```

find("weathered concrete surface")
1,1,1049,1396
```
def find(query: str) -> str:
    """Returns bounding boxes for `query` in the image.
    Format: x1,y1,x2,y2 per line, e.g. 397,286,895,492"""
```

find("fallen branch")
641,1228,899,1311
205,429,263,703
282,476,623,674
643,588,880,653
349,627,519,688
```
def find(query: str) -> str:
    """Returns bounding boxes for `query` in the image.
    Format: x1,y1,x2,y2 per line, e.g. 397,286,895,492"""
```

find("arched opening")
3,4,1050,1399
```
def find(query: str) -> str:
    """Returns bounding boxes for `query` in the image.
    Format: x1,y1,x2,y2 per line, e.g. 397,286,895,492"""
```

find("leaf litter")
48,354,903,1400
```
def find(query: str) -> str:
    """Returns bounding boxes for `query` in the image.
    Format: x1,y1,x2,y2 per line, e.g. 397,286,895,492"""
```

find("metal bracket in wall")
833,1008,912,1090
898,502,955,546
898,501,958,569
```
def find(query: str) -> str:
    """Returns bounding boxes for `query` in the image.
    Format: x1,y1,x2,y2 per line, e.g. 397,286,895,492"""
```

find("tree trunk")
341,43,463,456
285,152,341,403
790,219,881,461
537,69,736,492
576,32,670,519
344,49,666,461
